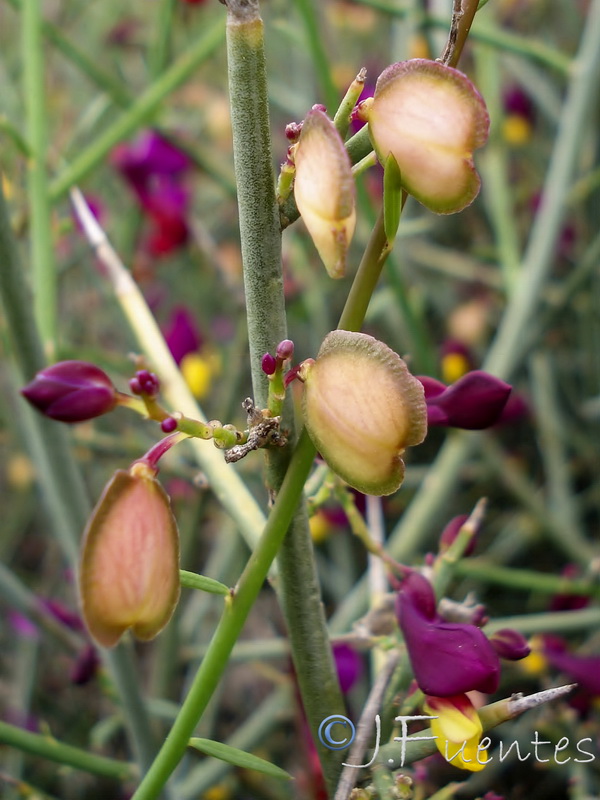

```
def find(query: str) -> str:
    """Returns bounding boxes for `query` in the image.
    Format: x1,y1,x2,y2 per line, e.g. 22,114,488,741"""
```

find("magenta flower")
543,638,600,696
111,130,191,257
438,514,475,556
21,361,118,423
396,571,500,697
418,370,512,430
164,307,203,366
333,642,364,693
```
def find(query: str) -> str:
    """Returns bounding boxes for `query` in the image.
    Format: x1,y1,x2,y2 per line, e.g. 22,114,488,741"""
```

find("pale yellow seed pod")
367,59,489,214
300,331,427,496
79,462,180,648
293,109,356,278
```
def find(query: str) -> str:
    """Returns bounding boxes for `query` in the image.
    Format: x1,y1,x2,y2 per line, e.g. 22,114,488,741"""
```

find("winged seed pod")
79,462,180,648
299,331,427,495
366,59,489,214
293,109,356,278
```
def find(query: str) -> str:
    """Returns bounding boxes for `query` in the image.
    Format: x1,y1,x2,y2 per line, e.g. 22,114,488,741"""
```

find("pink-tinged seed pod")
300,331,427,495
79,462,180,648
367,59,489,214
293,109,356,278
21,361,118,423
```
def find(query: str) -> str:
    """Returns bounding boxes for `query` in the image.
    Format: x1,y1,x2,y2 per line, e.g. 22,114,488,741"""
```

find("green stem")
338,208,388,331
49,16,225,201
129,430,316,800
70,188,268,554
0,721,136,781
291,0,339,112
451,560,600,599
226,4,346,794
130,12,402,792
226,2,286,410
22,0,57,355
149,0,177,79
344,1,571,73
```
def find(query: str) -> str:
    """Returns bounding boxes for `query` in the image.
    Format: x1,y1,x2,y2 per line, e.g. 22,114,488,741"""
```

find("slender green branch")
22,0,57,355
291,0,339,112
49,16,225,201
149,0,177,79
452,560,600,599
338,208,388,331
70,188,268,553
343,0,571,73
129,430,316,800
0,721,136,781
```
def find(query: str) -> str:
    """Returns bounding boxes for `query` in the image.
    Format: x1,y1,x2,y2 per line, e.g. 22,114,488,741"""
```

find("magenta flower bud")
396,571,500,697
160,417,178,433
21,361,118,423
130,369,160,397
41,599,85,632
285,121,303,142
333,642,364,694
70,644,100,685
439,514,476,556
261,353,277,376
419,370,512,430
276,339,294,361
489,628,531,661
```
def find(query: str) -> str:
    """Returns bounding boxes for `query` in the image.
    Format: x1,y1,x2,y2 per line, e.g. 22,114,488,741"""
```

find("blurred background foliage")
0,0,599,798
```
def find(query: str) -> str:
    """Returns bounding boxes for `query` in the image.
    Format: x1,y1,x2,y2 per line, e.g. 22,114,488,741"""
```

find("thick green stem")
226,3,346,794
22,0,57,355
226,1,286,409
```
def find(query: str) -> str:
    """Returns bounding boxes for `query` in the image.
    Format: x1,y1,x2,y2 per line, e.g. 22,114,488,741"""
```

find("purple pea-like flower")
111,130,192,257
396,571,500,697
21,361,118,423
489,628,531,661
543,637,600,696
164,307,203,366
333,642,364,694
418,370,512,430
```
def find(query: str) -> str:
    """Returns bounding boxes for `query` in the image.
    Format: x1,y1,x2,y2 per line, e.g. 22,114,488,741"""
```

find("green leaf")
383,152,403,247
179,570,229,596
188,738,292,781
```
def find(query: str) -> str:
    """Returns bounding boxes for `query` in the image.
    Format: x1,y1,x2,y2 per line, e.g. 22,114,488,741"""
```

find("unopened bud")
261,353,277,375
489,628,531,661
21,361,118,423
276,339,294,361
300,331,427,495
